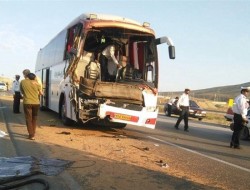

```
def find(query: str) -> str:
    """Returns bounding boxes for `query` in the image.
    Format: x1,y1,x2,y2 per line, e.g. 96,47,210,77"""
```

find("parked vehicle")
164,100,206,121
0,82,7,91
224,107,234,121
229,109,250,140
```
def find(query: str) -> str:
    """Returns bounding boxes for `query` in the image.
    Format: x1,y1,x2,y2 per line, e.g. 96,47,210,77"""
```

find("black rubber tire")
240,126,249,140
60,99,73,126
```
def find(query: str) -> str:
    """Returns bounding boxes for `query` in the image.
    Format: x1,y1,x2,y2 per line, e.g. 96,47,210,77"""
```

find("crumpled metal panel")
94,81,143,102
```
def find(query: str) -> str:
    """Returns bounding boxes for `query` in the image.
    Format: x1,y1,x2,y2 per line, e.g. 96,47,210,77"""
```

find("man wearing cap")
174,88,190,132
12,74,21,113
230,87,249,149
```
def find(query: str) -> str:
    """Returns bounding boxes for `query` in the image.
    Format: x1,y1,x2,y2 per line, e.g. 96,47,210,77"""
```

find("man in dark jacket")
12,74,21,113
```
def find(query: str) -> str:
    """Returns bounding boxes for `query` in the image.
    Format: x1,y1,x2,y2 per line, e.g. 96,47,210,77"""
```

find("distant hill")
159,82,250,102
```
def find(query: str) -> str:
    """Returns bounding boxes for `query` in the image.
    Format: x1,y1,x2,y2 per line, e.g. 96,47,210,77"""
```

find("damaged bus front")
35,13,175,129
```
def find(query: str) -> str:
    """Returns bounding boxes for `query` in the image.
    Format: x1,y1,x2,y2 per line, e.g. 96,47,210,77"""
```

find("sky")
0,0,249,92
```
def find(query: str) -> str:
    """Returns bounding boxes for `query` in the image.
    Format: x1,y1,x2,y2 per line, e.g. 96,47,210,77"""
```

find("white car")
230,109,250,140
0,82,7,91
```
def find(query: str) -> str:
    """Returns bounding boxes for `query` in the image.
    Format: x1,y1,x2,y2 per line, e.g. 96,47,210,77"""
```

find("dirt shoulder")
0,95,224,190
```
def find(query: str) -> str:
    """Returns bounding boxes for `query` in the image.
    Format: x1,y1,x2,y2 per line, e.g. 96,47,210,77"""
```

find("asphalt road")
127,114,250,190
0,93,250,190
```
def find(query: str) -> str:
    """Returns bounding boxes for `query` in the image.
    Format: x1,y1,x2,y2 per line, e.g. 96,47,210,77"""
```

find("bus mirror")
169,46,175,59
155,37,175,59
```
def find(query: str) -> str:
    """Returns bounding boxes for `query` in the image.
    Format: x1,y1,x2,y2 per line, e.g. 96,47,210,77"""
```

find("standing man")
230,87,249,149
174,88,190,132
12,75,21,113
167,96,179,117
100,45,121,81
20,69,42,140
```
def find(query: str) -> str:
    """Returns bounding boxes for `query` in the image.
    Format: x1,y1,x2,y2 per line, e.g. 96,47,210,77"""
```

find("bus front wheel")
60,99,73,126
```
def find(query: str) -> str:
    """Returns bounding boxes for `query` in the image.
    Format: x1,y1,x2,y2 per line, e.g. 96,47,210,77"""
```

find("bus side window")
65,29,75,59
65,23,83,59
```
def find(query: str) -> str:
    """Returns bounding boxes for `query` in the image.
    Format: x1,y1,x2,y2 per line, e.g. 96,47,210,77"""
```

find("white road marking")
147,135,250,173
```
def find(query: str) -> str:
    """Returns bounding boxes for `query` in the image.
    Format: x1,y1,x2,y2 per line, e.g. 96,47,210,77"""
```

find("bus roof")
65,13,143,29
40,13,155,52
40,13,154,54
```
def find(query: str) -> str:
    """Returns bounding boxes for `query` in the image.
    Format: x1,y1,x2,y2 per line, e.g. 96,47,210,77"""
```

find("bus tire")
60,98,73,126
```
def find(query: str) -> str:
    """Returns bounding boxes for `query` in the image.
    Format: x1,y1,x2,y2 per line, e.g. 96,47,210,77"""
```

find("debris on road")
0,130,8,138
155,160,169,168
131,145,150,151
58,131,71,135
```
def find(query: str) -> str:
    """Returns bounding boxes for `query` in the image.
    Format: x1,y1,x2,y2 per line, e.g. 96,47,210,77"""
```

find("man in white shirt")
167,97,179,117
230,87,249,149
12,75,21,113
174,88,190,131
101,45,121,81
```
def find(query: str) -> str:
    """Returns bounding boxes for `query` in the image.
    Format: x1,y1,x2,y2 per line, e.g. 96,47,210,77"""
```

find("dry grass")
201,112,231,126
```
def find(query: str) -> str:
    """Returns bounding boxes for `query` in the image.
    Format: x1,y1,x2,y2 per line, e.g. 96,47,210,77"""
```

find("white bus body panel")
98,104,158,129
49,63,66,112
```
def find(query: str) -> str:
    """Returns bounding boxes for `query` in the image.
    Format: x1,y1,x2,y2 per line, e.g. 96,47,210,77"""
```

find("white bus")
35,13,175,129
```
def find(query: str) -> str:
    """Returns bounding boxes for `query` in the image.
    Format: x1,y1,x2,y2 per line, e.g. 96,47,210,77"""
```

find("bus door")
41,68,50,108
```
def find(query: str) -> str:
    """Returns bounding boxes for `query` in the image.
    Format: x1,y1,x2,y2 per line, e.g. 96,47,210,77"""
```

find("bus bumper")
98,104,158,129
